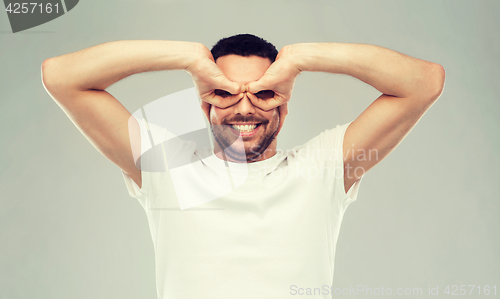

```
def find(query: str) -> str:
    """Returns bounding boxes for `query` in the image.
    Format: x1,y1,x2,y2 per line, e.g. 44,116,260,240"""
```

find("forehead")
215,55,272,84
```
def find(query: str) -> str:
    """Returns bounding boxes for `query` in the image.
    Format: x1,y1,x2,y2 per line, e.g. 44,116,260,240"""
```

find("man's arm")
41,40,242,189
248,43,445,193
290,43,445,193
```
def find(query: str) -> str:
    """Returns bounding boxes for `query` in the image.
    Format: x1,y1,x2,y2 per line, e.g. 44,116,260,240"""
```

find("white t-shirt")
122,120,363,299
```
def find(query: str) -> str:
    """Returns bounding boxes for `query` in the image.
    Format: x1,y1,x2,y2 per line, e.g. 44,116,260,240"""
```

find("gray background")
1,0,499,298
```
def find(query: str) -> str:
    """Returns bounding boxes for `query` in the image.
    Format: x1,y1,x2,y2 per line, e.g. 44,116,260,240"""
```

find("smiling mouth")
228,123,262,136
230,123,260,132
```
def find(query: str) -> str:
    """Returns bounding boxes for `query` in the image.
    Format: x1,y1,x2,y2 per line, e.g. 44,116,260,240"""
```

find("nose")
232,92,256,116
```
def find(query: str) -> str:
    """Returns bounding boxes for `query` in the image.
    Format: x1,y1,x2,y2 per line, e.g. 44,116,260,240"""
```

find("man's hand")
246,45,302,136
272,42,445,193
186,44,244,119
41,40,214,189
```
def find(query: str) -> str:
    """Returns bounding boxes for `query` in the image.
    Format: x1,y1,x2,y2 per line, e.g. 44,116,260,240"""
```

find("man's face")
209,55,279,162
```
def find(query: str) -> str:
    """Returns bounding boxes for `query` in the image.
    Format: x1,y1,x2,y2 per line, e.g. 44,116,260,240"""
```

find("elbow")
427,63,446,101
41,58,57,92
414,63,445,103
41,57,70,97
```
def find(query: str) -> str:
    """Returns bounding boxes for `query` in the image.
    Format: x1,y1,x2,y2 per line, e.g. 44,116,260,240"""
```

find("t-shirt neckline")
196,147,286,175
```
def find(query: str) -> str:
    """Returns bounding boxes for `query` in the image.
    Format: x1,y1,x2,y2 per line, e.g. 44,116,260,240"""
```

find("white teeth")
231,124,258,132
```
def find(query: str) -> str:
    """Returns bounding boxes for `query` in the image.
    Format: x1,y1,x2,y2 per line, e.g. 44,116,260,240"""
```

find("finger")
215,75,245,95
247,91,284,111
217,92,244,108
205,92,244,109
247,77,274,95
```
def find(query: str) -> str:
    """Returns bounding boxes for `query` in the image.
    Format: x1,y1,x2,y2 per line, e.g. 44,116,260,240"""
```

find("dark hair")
211,34,278,63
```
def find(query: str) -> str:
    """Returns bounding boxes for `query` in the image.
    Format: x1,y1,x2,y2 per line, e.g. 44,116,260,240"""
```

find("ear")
275,103,288,136
201,101,211,124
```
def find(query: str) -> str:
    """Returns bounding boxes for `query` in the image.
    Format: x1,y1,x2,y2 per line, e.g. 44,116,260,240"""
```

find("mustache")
222,115,269,125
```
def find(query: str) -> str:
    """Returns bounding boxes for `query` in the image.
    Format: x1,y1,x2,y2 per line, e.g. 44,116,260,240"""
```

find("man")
42,34,445,298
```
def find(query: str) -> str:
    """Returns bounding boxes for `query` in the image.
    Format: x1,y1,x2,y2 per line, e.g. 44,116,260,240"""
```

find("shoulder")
298,122,352,153
282,122,352,167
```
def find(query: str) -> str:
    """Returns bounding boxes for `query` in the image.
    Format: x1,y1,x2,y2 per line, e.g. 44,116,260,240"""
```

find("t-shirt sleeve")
120,115,153,209
312,121,364,210
331,121,363,209
121,116,172,210
121,169,149,208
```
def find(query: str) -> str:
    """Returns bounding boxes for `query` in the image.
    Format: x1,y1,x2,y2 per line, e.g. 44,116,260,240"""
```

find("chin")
211,123,278,162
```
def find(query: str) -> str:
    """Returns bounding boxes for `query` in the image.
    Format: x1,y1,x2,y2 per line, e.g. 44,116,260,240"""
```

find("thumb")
247,75,275,94
215,75,244,95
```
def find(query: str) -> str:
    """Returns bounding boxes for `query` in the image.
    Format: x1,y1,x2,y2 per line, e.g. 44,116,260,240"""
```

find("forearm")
42,40,201,91
288,43,444,98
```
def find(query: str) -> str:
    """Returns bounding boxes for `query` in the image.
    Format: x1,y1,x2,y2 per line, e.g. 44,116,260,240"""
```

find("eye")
255,90,274,100
214,89,232,98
